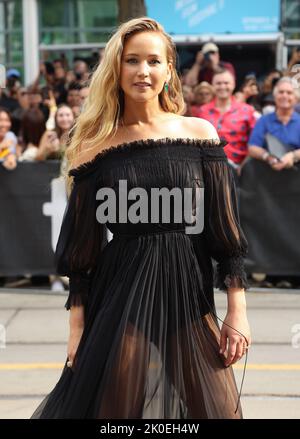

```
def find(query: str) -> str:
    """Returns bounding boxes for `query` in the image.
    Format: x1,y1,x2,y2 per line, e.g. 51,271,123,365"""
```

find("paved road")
0,287,299,419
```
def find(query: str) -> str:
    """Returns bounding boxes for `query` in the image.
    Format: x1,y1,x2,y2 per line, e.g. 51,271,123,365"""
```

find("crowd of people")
1,43,300,289
0,58,91,172
181,43,300,175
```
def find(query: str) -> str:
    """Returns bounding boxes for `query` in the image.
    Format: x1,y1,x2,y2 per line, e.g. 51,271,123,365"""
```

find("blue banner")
145,0,280,34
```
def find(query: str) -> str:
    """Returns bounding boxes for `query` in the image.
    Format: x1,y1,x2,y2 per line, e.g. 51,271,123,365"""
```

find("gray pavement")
0,287,299,419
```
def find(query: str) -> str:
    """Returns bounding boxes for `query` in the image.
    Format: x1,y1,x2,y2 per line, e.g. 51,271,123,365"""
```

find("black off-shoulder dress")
31,137,249,419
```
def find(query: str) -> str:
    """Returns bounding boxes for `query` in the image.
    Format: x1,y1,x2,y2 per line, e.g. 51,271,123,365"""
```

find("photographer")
36,103,74,162
185,42,235,87
31,61,56,91
73,59,89,83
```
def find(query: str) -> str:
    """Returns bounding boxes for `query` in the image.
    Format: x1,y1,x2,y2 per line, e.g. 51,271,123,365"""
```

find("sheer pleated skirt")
31,232,242,419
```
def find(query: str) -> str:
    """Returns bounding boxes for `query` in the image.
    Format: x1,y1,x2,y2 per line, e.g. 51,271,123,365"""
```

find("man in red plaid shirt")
195,69,257,173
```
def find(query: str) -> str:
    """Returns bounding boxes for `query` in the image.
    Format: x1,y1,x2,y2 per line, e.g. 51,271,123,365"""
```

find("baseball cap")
201,43,219,55
6,68,21,79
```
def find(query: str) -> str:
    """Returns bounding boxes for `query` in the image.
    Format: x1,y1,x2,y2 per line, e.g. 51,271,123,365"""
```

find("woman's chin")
130,95,154,103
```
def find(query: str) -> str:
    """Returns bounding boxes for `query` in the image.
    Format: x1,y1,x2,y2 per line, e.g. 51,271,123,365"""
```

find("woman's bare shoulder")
70,136,119,171
182,116,219,142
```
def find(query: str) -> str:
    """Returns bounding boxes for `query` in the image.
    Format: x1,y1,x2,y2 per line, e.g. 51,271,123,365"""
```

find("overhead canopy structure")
22,0,285,84
145,0,281,35
145,0,285,69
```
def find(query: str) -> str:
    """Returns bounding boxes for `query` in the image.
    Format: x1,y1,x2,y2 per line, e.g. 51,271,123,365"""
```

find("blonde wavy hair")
63,16,185,195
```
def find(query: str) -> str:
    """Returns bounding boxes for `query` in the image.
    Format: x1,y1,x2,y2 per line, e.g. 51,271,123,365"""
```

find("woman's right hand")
67,326,84,369
3,153,17,170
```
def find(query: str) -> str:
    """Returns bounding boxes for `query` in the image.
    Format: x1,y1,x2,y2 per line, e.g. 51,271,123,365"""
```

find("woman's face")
0,111,11,139
56,106,74,132
55,66,66,80
120,31,172,104
17,88,29,108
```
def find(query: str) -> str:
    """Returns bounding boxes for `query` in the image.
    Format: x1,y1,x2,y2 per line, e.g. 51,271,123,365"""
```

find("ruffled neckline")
69,137,227,178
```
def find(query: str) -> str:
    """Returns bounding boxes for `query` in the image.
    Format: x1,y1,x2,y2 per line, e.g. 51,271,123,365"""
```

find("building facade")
0,0,118,83
0,0,300,85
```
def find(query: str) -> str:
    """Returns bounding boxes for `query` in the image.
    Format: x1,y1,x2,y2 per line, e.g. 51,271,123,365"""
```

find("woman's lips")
134,83,151,88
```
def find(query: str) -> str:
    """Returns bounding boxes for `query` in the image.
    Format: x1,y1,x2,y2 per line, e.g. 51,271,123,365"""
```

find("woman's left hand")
219,311,251,367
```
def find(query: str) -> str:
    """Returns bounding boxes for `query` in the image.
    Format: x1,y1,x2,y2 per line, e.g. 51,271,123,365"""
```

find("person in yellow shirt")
0,107,17,170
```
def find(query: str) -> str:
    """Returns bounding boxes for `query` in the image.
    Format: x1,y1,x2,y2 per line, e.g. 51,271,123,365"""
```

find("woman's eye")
125,59,160,64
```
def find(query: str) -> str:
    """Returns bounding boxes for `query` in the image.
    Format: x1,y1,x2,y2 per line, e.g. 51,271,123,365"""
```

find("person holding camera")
36,103,75,162
185,42,235,87
73,59,89,83
30,62,56,91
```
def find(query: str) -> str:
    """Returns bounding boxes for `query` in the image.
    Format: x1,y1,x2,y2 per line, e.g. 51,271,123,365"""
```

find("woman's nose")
137,61,150,76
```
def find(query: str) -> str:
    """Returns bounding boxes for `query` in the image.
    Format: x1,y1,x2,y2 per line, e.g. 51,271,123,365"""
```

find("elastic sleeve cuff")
64,272,91,310
214,256,250,293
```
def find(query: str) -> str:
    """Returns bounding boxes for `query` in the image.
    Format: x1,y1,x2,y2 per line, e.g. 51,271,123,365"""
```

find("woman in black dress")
31,16,251,419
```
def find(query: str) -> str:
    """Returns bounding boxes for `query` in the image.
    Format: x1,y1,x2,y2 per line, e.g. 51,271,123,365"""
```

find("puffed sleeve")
54,171,107,310
202,143,250,292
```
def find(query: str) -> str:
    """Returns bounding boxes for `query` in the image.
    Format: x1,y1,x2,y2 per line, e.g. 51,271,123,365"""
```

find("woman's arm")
54,169,107,368
69,304,85,328
195,120,251,365
227,287,247,312
67,304,85,368
221,287,251,367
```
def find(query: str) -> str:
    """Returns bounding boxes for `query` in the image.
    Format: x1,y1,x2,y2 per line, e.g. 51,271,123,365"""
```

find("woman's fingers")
223,335,249,366
219,330,227,354
224,339,238,367
67,350,76,369
231,340,245,364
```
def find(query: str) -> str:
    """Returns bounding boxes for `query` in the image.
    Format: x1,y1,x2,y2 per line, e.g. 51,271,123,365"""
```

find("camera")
75,72,83,80
271,76,280,88
44,62,55,76
41,86,50,100
204,51,215,61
